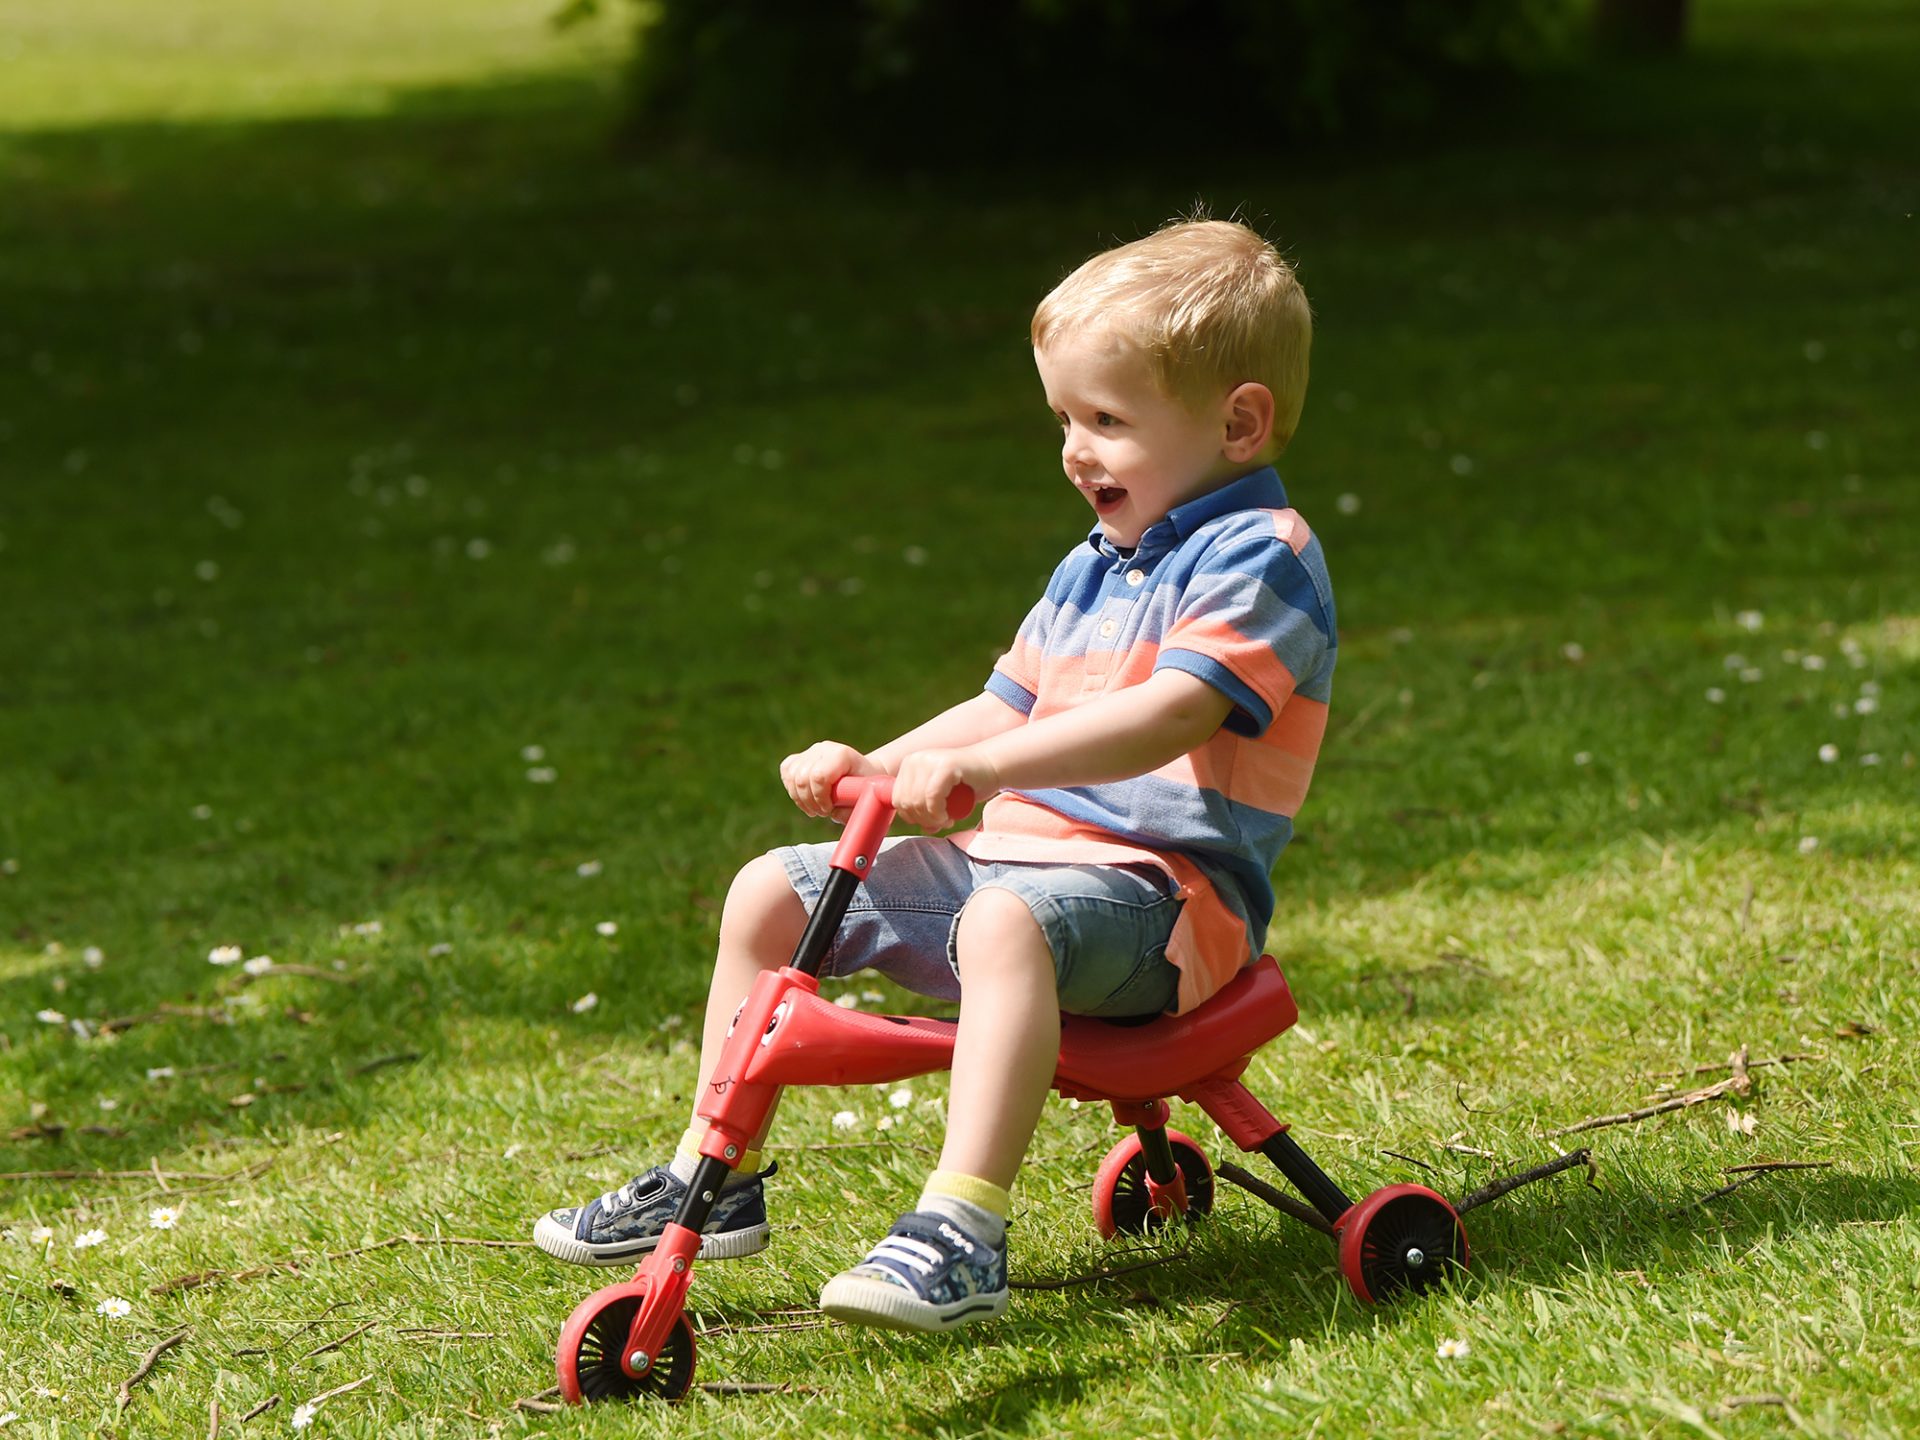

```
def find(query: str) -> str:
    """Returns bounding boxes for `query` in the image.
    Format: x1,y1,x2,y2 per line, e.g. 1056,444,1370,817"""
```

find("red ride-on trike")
554,776,1469,1402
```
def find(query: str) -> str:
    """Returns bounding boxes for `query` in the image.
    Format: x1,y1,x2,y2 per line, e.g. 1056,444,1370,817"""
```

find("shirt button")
1125,568,1145,587
1099,619,1118,639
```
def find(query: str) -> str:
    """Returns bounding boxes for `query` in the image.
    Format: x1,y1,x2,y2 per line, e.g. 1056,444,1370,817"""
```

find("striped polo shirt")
953,466,1336,1014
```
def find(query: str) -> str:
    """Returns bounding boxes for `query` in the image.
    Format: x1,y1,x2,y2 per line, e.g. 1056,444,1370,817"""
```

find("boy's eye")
1095,413,1119,428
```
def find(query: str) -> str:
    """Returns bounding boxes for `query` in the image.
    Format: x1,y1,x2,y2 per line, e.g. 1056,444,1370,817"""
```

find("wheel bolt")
628,1350,650,1372
1405,1247,1427,1268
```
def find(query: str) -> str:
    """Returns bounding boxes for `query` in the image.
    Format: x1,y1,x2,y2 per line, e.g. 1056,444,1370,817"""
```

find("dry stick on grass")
298,1320,377,1363
1545,1046,1752,1138
1215,1163,1337,1236
238,1395,280,1422
1679,1160,1835,1213
512,1387,563,1414
296,1374,372,1419
1650,1051,1818,1080
2,1157,273,1185
152,1233,535,1297
208,1397,220,1439
117,1327,190,1412
700,1382,825,1396
1010,1237,1193,1292
1455,1148,1597,1213
349,1051,421,1076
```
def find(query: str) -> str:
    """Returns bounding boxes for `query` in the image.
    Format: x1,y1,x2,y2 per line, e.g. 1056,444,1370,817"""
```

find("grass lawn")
2,1,1917,1434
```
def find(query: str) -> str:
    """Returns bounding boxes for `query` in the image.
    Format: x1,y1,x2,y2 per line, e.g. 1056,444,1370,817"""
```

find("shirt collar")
1084,466,1289,559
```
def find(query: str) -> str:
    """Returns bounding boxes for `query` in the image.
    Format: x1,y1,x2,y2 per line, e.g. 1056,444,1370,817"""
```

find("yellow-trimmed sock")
669,1126,760,1187
918,1170,1009,1246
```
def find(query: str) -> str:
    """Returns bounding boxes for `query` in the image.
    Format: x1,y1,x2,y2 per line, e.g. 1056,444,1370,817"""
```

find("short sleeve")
1153,523,1333,738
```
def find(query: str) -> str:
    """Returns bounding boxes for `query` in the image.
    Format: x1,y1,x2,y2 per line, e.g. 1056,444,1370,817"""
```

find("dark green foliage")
616,0,1575,162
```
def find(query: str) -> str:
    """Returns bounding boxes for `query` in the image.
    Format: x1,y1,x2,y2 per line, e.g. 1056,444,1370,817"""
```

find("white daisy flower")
875,1115,895,1131
526,766,557,783
96,1297,132,1318
833,994,860,1009
860,990,885,1003
73,1228,107,1249
97,1097,118,1111
1818,744,1839,763
576,859,602,877
1739,667,1763,684
656,1013,684,1030
465,537,492,560
30,1225,54,1244
521,744,546,762
1860,753,1882,767
1855,696,1878,715
350,919,383,936
570,992,599,1013
502,1143,523,1161
427,942,453,957
1735,610,1764,632
888,1088,914,1109
831,1110,858,1131
1860,679,1881,697
1436,1337,1470,1360
242,955,274,976
0,858,16,874
1797,835,1820,854
1573,752,1592,766
595,921,618,937
1335,492,1361,515
1802,653,1827,671
292,1402,317,1429
83,946,105,968
191,804,213,820
149,1206,180,1230
1561,642,1585,662
208,944,243,965
1705,687,1725,703
36,1009,66,1025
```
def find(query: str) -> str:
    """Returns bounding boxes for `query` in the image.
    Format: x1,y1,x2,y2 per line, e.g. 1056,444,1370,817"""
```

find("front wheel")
556,1282,697,1403
1091,1129,1215,1238
1335,1184,1468,1305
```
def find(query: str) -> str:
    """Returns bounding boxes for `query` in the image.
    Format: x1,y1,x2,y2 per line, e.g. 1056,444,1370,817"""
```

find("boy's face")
1035,327,1237,550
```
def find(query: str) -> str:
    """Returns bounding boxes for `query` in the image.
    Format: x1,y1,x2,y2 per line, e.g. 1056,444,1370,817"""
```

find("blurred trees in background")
566,0,1578,163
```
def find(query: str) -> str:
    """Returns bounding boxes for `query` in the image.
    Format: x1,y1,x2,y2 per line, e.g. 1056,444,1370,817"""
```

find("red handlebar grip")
830,775,976,822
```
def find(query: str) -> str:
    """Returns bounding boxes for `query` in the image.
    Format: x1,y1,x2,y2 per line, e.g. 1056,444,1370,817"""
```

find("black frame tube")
1137,1124,1181,1186
671,1155,742,1236
1259,1131,1354,1225
790,868,861,977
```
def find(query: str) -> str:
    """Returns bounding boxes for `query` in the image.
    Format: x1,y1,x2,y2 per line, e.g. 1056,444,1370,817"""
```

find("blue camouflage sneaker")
818,1210,1009,1332
532,1163,774,1267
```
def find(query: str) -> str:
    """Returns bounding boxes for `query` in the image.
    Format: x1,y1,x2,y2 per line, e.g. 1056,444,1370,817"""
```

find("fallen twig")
208,1397,221,1439
699,1381,825,1395
3,1157,272,1185
781,1139,942,1157
1455,1149,1596,1214
1678,1160,1834,1213
1650,1051,1817,1080
395,1328,501,1340
349,1052,420,1076
512,1387,563,1414
1545,1047,1752,1137
1010,1237,1192,1291
295,1374,372,1421
152,1233,535,1297
1380,1149,1436,1174
1216,1163,1337,1236
117,1327,189,1412
238,1394,280,1422
298,1320,376,1362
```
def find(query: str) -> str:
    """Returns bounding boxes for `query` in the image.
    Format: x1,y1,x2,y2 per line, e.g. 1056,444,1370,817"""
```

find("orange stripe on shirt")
1159,612,1299,717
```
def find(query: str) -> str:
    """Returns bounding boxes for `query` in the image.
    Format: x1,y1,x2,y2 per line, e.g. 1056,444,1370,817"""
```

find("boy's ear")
1221,382,1276,462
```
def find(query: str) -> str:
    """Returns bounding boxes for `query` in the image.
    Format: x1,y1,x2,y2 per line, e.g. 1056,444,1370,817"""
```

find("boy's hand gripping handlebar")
826,774,976,881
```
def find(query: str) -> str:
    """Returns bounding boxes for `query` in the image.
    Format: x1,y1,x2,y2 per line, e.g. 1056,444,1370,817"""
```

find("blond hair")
1031,219,1312,451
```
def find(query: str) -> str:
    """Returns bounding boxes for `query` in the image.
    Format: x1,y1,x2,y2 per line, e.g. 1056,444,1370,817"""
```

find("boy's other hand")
781,742,883,821
893,748,997,832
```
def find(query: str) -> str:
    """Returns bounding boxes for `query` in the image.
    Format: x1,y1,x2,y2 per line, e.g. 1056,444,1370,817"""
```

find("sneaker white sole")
818,1272,1009,1333
532,1214,770,1267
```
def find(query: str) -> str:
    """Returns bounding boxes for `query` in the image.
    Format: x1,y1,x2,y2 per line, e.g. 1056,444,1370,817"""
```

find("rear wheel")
1091,1129,1214,1238
1336,1184,1468,1304
556,1283,697,1403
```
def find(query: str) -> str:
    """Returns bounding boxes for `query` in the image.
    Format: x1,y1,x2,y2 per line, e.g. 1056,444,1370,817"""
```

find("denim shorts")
773,836,1184,1018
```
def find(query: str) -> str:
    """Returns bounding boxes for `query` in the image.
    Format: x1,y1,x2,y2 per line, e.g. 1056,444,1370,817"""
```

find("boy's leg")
531,852,804,1266
818,889,1051,1331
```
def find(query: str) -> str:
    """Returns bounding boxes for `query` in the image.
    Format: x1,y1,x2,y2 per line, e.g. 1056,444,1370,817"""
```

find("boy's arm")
781,692,1025,819
890,671,1231,829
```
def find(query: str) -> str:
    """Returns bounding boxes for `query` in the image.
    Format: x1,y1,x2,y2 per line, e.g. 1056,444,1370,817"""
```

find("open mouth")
1091,485,1127,514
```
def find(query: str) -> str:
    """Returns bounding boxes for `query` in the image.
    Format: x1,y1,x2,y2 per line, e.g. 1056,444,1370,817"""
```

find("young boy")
534,217,1334,1334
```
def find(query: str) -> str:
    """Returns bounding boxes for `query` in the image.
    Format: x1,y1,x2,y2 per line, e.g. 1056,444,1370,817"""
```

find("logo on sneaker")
937,1221,975,1255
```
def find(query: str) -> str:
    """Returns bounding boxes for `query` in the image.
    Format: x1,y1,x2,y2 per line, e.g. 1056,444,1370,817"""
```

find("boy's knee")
720,853,807,948
953,888,1047,974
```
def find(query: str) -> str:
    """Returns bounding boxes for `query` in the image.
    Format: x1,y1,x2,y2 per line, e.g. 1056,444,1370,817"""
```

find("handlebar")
830,774,976,823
